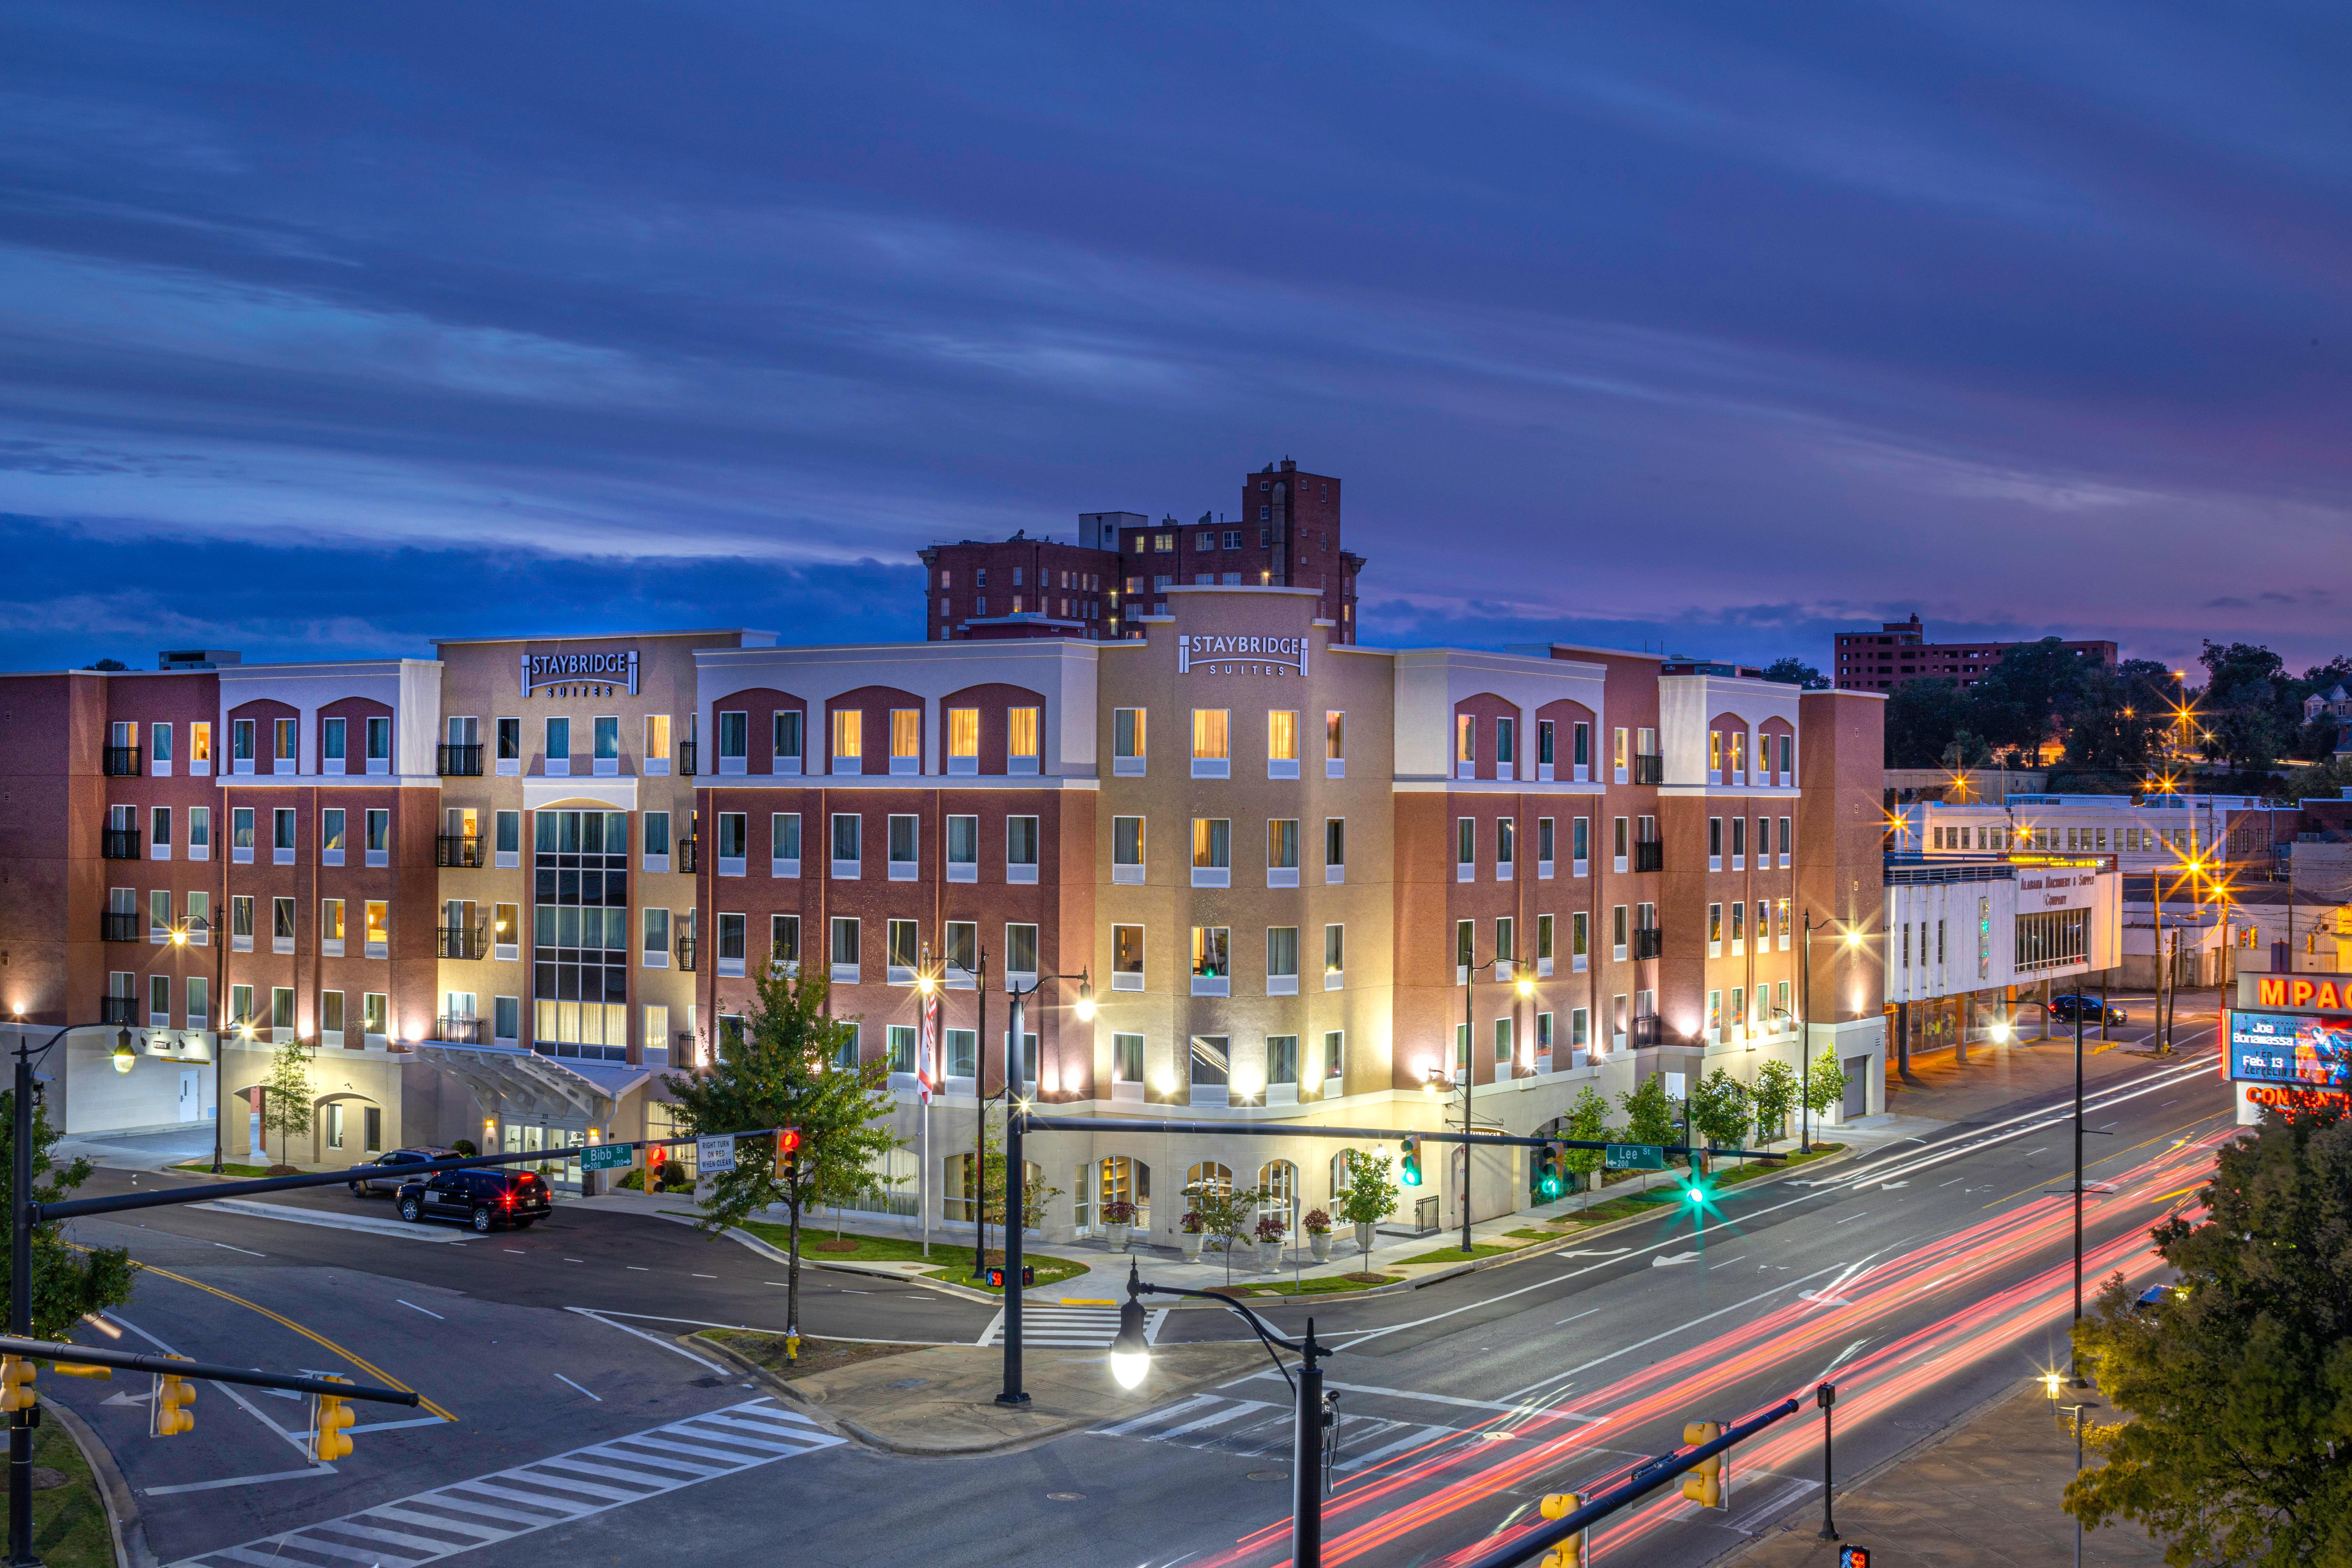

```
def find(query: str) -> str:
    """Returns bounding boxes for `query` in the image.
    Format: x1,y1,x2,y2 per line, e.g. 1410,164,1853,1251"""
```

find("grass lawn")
172,1161,273,1177
22,1419,111,1568
696,1329,922,1377
723,1219,1091,1294
1238,1272,1405,1296
1711,1143,1843,1188
1395,1241,1523,1265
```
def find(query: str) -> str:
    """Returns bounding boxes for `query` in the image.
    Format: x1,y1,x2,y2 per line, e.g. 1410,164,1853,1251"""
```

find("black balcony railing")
1633,839,1664,872
100,911,140,942
436,833,484,868
102,746,141,777
1632,753,1664,785
676,936,698,972
435,1016,485,1044
677,741,698,776
1630,1015,1666,1047
98,995,136,1026
1633,926,1663,959
677,836,698,874
437,924,488,960
437,743,483,777
101,827,141,860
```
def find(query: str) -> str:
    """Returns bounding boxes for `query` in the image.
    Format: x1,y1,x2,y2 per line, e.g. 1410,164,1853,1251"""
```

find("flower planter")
1104,1223,1131,1252
1308,1232,1332,1264
1258,1238,1285,1271
1353,1221,1376,1256
1180,1230,1205,1262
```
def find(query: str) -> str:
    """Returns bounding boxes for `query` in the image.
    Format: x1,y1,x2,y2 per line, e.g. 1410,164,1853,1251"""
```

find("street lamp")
996,967,1091,1409
1114,1261,1335,1568
1448,948,1534,1255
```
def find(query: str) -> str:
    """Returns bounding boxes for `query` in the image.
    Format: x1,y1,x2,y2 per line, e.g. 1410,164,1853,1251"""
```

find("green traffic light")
1539,1173,1562,1197
1684,1183,1706,1205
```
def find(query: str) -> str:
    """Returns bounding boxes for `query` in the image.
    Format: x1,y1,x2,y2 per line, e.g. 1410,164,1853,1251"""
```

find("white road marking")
212,1242,264,1257
554,1374,602,1402
564,1308,728,1373
1709,1257,1748,1270
397,1300,444,1320
1835,1212,1868,1224
1500,1263,1853,1403
1555,1308,1600,1326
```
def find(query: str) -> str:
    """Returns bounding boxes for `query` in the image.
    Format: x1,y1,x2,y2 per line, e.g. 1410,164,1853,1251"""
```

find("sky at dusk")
4,3,2348,676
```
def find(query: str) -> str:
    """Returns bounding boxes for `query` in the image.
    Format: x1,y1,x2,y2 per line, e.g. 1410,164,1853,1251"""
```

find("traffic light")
152,1370,195,1437
1839,1548,1871,1568
1538,1142,1565,1198
310,1384,356,1462
0,1356,35,1414
773,1126,802,1180
1680,1421,1727,1508
1400,1134,1423,1187
1537,1492,1585,1568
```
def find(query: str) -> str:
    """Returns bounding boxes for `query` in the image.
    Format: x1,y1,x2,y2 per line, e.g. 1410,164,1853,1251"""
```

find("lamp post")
1444,951,1535,1254
1113,1261,1334,1568
996,969,1092,1408
2071,997,2086,1385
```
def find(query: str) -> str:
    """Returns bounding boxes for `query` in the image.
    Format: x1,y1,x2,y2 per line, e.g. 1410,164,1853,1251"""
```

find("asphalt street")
56,994,2229,1568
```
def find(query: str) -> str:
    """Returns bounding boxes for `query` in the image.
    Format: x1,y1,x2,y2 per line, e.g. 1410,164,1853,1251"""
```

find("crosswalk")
1095,1392,1488,1475
169,1399,840,1568
978,1304,1168,1348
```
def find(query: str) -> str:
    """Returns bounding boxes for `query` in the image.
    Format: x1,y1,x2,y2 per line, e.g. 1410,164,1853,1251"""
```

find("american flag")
917,992,938,1105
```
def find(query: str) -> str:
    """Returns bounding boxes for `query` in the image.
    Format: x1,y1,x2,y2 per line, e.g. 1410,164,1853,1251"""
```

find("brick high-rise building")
919,458,1365,644
1832,614,2118,693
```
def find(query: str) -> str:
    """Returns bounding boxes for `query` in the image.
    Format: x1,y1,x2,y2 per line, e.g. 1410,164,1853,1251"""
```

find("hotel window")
150,806,171,855
716,812,748,874
890,709,920,773
1731,900,1745,951
273,987,296,1036
1324,818,1345,881
321,898,345,953
1572,817,1589,868
1708,817,1722,867
645,714,672,774
1729,729,1744,780
1538,719,1554,769
716,711,749,772
1324,924,1344,982
1708,903,1722,955
1191,708,1229,777
1731,816,1745,861
493,901,517,958
1537,913,1554,971
1191,926,1229,979
1456,714,1475,771
1612,904,1628,961
189,721,211,772
531,809,631,1061
321,717,347,774
772,812,800,874
320,808,345,866
831,708,862,772
1496,818,1516,875
274,718,297,768
948,707,981,774
497,718,520,771
1778,816,1791,858
186,975,207,1028
363,899,390,958
1112,924,1144,990
232,718,254,768
1111,708,1143,775
1573,721,1590,774
147,888,169,940
1113,816,1144,882
774,710,804,771
1780,734,1794,777
642,907,671,967
274,807,297,863
545,716,572,770
230,897,254,952
1266,926,1300,994
1496,916,1517,963
771,913,801,969
366,716,391,772
1005,706,1041,775
1006,816,1040,882
888,814,918,879
229,983,253,1031
1613,816,1628,870
1456,919,1475,974
593,716,620,774
716,913,747,977
831,812,861,874
1268,818,1299,886
1004,922,1039,980
1456,817,1475,875
1266,710,1298,777
1612,726,1628,782
1495,716,1516,767
365,808,390,866
1192,817,1231,886
1572,911,1589,970
941,919,975,982
946,814,978,880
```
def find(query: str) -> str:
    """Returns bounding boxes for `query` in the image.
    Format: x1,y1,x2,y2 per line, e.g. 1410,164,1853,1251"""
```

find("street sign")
1604,1143,1666,1171
696,1134,737,1173
580,1143,632,1172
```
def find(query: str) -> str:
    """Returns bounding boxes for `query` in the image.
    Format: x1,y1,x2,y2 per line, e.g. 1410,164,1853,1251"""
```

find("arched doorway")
1256,1160,1298,1236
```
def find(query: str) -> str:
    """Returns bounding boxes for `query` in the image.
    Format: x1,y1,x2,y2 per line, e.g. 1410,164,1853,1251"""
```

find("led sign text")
1178,634,1309,678
522,650,639,697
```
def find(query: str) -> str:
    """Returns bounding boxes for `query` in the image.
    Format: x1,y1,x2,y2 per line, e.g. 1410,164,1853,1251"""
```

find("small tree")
1751,1059,1799,1145
260,1040,314,1170
1186,1181,1262,1286
1689,1069,1751,1154
974,1103,1062,1254
1561,1085,1610,1190
0,1088,135,1339
1335,1152,1399,1273
1802,1047,1849,1121
663,964,899,1349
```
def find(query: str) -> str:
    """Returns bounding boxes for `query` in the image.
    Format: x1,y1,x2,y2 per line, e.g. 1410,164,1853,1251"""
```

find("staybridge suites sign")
1178,633,1309,678
522,649,639,697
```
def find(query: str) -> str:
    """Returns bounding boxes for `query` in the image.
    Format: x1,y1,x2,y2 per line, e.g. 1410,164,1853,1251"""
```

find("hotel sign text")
1178,634,1309,678
522,649,639,697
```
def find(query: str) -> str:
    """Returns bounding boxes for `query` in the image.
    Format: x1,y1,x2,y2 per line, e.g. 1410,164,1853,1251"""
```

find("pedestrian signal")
1680,1421,1727,1508
1840,1549,1870,1568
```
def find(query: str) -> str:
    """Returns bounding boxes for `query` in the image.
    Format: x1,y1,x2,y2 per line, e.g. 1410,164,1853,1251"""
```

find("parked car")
398,1168,553,1232
348,1147,455,1197
2051,994,2127,1026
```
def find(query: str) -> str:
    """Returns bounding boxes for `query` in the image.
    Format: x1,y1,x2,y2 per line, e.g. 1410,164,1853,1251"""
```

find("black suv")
2051,994,2128,1026
397,1168,553,1233
348,1147,453,1198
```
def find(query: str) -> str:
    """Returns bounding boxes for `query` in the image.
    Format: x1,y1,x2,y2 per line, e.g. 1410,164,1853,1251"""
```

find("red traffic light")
776,1127,803,1156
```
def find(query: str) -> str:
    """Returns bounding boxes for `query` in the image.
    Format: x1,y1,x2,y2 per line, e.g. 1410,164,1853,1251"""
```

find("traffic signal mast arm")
1016,1115,1786,1161
0,1336,419,1408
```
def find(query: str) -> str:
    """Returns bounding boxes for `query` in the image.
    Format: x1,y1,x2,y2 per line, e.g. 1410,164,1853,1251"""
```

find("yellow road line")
132,1262,456,1422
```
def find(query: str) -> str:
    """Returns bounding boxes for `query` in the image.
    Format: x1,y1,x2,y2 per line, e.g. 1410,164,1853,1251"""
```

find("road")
51,994,2229,1567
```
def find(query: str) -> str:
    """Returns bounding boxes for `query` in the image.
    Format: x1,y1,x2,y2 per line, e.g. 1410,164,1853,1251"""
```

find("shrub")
1180,1210,1203,1234
1302,1208,1331,1235
1102,1199,1136,1225
1255,1214,1286,1243
451,1138,478,1158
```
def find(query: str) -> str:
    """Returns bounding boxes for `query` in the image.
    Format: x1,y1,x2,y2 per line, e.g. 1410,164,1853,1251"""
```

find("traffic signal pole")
9,1043,34,1568
998,986,1028,1408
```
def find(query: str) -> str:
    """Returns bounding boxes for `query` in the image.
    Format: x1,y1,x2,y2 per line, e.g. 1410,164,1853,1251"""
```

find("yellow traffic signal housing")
1681,1421,1728,1508
1537,1492,1586,1568
310,1386,356,1462
1399,1134,1423,1186
0,1357,35,1414
152,1371,196,1437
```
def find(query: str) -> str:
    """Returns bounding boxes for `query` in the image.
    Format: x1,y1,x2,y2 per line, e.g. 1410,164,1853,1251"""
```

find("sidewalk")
1721,1378,2158,1568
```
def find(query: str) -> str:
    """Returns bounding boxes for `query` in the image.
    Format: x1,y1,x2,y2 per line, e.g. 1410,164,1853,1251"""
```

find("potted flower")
1101,1199,1136,1252
1303,1209,1333,1264
1179,1210,1205,1261
1255,1213,1287,1270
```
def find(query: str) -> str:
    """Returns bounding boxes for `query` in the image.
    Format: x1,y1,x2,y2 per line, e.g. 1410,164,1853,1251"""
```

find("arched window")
1185,1161,1233,1199
1330,1148,1394,1218
1089,1156,1151,1234
1257,1160,1298,1234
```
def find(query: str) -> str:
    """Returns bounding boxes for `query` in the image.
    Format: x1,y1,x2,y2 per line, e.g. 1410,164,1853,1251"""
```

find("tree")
0,1088,135,1339
2066,659,2176,772
260,1040,314,1170
1688,1069,1751,1153
1620,1073,1679,1161
1560,1085,1610,1189
1802,1047,1849,1119
662,963,898,1348
2198,640,2294,773
970,1104,1061,1253
2068,1106,2352,1564
1972,637,2091,759
1751,1059,1799,1144
1185,1180,1265,1286
1761,657,1826,690
1334,1152,1398,1274
1883,677,1974,767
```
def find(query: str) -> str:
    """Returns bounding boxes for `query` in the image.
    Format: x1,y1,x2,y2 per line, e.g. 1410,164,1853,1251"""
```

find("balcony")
102,746,141,777
1633,926,1663,959
1633,840,1664,872
676,936,698,972
435,1016,485,1045
100,828,141,860
98,996,136,1026
677,741,698,776
436,833,485,868
677,836,698,874
100,911,140,943
1632,754,1664,785
1630,1015,1667,1047
437,924,488,960
437,743,483,777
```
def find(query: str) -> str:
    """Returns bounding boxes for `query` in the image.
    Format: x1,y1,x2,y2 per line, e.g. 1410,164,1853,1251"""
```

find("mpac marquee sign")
1178,634,1309,678
2226,1008,2352,1091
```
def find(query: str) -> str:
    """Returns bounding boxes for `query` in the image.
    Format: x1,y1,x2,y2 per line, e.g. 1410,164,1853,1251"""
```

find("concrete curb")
188,1198,472,1242
51,1394,153,1568
642,1207,1010,1306
685,1332,868,1447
